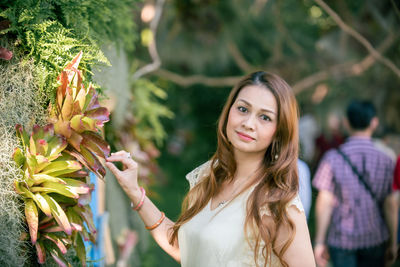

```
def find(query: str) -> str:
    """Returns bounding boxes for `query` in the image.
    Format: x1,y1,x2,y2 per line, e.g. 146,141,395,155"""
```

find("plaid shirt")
313,136,395,249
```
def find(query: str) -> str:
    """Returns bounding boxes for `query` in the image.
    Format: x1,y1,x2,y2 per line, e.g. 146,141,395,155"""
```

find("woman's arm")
105,151,180,262
265,205,315,267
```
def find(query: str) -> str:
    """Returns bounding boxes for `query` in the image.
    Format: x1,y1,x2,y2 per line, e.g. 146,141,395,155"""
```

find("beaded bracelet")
145,212,165,231
131,187,146,211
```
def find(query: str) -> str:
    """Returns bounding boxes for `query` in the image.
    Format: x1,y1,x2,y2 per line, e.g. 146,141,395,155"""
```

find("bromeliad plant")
13,52,111,266
50,51,110,179
14,124,95,266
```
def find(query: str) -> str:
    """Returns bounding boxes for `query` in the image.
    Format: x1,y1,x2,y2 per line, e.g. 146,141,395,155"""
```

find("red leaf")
0,47,13,60
35,240,46,264
50,250,69,267
57,71,69,112
59,170,88,178
54,120,72,139
61,87,74,121
84,107,110,126
65,51,83,71
65,147,105,179
69,130,83,151
25,199,38,244
81,131,110,158
73,205,97,235
85,87,100,111
43,233,68,254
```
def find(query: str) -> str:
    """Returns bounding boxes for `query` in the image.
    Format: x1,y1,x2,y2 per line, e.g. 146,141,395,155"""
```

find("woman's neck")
233,150,264,184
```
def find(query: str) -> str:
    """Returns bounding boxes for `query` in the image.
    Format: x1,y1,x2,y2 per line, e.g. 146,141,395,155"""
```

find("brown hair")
169,71,299,267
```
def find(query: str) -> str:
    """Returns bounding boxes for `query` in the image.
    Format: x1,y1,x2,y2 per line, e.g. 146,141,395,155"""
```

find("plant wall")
0,0,172,266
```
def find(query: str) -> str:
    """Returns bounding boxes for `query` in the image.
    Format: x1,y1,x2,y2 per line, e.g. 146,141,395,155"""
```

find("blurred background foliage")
1,0,400,266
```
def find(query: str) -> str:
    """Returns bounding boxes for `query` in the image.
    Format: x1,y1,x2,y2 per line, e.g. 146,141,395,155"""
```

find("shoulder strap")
336,149,379,203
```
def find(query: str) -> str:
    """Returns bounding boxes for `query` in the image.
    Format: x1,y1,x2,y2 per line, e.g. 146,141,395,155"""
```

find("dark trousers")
329,243,386,267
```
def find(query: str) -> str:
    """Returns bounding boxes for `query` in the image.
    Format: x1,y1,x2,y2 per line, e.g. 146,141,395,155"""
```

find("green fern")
133,79,174,146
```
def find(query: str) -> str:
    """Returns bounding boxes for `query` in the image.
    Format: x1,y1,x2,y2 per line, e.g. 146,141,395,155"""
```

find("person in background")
314,111,345,166
390,155,400,255
298,159,312,219
299,112,319,163
313,100,397,267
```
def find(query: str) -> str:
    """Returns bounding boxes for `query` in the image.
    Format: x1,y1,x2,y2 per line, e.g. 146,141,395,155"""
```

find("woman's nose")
242,115,256,130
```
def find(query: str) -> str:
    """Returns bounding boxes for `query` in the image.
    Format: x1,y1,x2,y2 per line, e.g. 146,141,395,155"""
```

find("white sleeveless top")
178,161,304,267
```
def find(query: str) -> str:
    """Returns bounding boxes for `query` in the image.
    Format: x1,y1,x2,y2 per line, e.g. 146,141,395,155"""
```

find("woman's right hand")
105,150,141,200
314,243,329,267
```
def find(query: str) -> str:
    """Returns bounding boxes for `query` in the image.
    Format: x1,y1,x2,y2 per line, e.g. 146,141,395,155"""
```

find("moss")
0,45,48,266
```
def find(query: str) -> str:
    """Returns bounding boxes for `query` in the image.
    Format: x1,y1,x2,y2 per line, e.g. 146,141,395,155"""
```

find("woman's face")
226,85,278,156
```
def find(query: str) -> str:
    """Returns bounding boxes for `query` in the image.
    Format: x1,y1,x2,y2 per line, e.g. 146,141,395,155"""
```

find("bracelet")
131,187,146,211
145,212,165,231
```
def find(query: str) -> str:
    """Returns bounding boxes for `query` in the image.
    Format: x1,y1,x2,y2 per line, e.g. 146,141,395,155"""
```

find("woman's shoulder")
185,160,213,189
259,193,305,217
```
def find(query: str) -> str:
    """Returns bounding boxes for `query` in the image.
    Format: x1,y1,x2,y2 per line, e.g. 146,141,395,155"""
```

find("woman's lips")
236,131,255,142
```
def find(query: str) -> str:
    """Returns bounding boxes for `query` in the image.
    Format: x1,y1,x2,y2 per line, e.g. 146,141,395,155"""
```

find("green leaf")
31,182,79,199
73,232,86,266
41,160,82,176
42,194,72,235
34,193,52,217
35,155,51,172
32,174,67,185
14,180,26,195
70,115,96,133
29,135,37,155
61,178,90,194
49,193,78,206
66,206,83,224
16,124,29,148
12,147,25,167
46,135,67,161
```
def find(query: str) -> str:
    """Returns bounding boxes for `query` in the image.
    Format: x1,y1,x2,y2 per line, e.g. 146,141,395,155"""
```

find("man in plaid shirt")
313,100,397,267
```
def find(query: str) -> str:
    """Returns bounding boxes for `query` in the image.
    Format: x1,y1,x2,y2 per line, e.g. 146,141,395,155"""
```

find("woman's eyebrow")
237,99,276,115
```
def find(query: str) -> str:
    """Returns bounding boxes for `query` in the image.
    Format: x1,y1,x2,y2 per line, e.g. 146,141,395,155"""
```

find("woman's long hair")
169,71,299,267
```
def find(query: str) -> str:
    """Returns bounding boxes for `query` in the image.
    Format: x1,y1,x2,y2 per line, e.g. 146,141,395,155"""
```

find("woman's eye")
260,114,271,121
238,106,247,113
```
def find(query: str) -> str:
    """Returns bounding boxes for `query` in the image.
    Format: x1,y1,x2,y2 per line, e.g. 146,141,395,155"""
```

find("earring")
271,140,279,161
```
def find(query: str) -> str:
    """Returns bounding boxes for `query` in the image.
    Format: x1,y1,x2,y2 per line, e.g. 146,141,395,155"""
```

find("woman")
106,71,315,266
